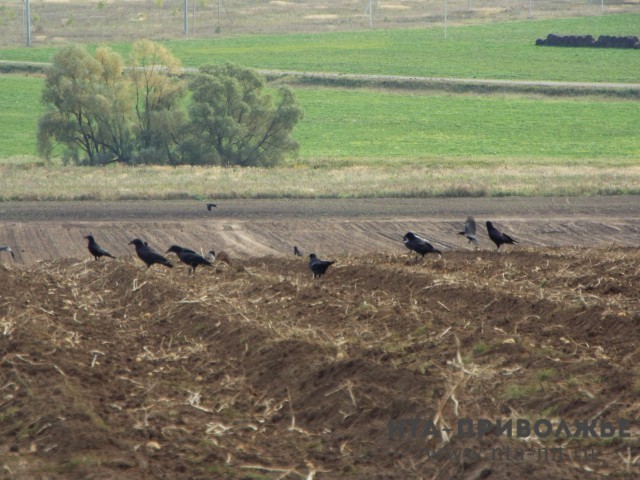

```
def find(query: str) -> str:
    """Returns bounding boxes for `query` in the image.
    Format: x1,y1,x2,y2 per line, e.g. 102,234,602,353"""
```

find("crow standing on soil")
486,221,518,251
166,245,212,274
293,246,303,257
206,203,217,211
84,234,116,261
0,246,15,260
308,253,335,278
403,232,442,258
128,239,173,269
458,216,479,246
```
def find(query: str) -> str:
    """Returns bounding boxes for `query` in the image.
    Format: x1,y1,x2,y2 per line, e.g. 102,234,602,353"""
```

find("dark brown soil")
1,198,639,479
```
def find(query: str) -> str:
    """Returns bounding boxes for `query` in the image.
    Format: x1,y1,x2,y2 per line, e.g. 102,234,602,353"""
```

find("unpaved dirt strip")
0,196,639,264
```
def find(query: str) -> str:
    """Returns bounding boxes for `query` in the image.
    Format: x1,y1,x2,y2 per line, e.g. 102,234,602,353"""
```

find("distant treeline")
536,34,640,48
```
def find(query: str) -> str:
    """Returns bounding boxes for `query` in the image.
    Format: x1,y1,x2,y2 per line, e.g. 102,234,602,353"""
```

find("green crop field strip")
295,88,640,164
2,14,639,82
0,74,44,159
2,74,638,164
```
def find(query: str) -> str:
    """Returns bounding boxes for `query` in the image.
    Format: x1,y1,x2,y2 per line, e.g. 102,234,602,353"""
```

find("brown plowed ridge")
0,196,639,265
1,245,640,479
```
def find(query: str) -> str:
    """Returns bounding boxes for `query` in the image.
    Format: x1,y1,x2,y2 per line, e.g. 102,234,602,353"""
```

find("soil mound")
1,249,638,478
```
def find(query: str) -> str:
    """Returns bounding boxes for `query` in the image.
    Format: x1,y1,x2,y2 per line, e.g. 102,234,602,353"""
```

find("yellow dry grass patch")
304,14,339,20
380,4,411,10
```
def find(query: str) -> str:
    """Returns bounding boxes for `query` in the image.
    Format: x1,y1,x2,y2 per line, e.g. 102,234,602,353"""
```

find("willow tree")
38,45,133,165
38,47,302,167
129,39,186,164
37,42,185,165
184,63,303,167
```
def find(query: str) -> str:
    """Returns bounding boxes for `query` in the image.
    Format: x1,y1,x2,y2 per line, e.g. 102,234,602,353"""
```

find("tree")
91,47,135,163
185,63,303,167
38,47,302,168
129,40,186,164
38,45,134,165
38,42,185,166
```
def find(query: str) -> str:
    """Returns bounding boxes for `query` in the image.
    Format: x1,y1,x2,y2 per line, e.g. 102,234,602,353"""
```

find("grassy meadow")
2,74,638,164
1,14,640,82
297,88,640,163
0,74,43,158
169,14,640,82
1,13,639,199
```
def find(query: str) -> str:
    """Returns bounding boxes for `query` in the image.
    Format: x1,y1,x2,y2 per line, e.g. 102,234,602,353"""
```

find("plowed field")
1,197,639,479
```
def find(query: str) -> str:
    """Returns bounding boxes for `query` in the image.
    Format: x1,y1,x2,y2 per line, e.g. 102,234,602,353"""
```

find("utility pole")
364,0,373,28
444,0,448,39
217,0,220,32
25,0,31,47
184,0,188,37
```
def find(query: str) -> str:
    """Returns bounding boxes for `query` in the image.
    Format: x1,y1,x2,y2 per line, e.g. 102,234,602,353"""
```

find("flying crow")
308,253,335,278
84,234,115,260
0,246,15,260
207,203,217,211
128,239,173,269
458,216,479,246
293,246,302,257
403,232,441,257
166,245,212,274
486,221,518,251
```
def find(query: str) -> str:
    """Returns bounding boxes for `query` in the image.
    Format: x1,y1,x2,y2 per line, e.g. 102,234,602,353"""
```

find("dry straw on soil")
1,248,639,478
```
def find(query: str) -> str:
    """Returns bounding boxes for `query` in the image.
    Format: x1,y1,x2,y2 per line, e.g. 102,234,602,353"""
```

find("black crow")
403,232,441,257
486,221,518,251
128,239,173,269
84,234,115,260
166,245,212,274
458,216,479,246
0,246,15,260
207,203,217,211
293,246,302,257
308,253,335,278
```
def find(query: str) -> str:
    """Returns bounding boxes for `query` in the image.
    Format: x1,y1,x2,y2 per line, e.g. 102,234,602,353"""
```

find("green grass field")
2,74,638,164
0,75,43,158
296,88,640,164
1,14,639,82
